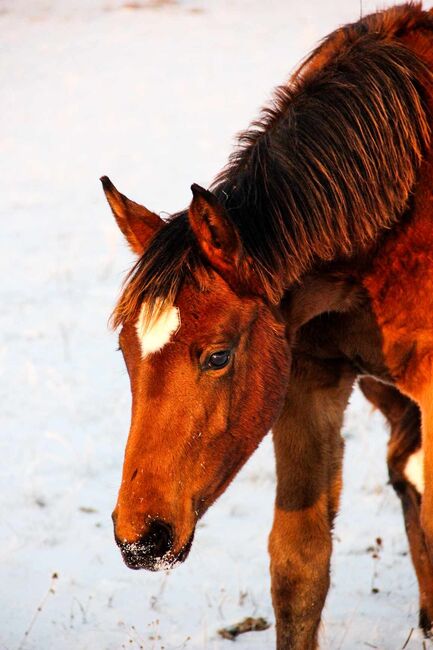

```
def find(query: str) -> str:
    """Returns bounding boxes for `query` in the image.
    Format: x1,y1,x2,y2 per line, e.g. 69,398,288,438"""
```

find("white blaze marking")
135,301,180,358
404,447,424,494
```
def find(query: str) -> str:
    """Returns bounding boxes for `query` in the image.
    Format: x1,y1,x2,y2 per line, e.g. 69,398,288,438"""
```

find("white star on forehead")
135,300,180,358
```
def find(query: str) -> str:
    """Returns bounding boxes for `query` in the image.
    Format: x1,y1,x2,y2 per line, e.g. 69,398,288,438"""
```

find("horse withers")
103,5,433,648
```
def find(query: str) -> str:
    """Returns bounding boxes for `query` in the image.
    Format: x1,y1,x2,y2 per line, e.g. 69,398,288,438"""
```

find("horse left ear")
188,184,242,276
101,176,163,255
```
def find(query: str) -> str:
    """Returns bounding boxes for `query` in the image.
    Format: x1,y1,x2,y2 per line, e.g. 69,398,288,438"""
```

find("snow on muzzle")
112,514,195,571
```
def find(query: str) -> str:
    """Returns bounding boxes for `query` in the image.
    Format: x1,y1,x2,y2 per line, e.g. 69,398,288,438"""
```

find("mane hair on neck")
113,4,433,324
212,5,432,299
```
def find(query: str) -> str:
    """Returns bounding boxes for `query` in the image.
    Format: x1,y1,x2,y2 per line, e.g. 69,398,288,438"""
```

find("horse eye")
206,350,231,370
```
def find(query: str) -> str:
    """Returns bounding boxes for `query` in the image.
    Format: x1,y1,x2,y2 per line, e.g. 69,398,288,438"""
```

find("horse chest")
291,299,389,384
363,169,433,399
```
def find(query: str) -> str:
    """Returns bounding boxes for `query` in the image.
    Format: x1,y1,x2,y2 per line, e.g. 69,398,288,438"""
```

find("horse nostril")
115,518,175,570
146,519,173,558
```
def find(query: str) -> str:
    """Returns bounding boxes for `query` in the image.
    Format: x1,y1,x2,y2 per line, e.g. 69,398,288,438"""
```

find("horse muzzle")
113,515,195,571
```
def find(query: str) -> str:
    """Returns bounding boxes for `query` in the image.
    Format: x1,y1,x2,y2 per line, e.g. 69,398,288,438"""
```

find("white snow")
0,1,431,648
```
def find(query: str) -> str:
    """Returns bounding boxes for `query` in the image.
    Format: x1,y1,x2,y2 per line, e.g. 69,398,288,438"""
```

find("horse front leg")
360,377,433,636
269,354,355,650
396,354,433,567
269,495,333,650
418,392,433,566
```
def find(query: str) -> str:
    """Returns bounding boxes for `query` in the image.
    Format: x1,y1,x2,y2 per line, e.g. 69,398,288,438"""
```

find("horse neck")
214,12,432,299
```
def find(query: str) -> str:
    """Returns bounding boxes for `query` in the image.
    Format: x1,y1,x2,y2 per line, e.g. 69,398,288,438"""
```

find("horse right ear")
188,184,242,277
188,184,270,297
100,176,163,255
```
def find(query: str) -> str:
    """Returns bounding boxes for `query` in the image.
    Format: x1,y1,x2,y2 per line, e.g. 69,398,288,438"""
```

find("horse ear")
101,176,163,255
188,184,241,276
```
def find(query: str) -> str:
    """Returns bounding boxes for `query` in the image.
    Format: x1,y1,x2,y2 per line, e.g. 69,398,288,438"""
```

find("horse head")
102,177,291,571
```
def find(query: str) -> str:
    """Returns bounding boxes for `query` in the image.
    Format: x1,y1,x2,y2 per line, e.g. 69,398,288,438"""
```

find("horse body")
104,4,433,648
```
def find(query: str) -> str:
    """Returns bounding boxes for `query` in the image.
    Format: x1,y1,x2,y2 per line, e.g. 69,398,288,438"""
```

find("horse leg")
393,353,433,572
359,377,433,636
269,354,355,650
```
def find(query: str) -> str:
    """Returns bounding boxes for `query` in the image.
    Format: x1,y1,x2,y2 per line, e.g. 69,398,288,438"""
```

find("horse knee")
269,526,331,594
269,502,332,650
269,501,332,574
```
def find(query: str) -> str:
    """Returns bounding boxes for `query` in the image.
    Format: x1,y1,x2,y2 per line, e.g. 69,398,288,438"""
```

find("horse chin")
174,529,195,564
120,529,195,572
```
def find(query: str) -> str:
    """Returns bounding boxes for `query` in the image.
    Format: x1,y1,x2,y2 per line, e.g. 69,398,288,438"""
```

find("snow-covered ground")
1,0,431,648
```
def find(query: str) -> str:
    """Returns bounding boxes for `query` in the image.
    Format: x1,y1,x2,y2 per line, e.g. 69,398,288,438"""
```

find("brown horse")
102,4,433,648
